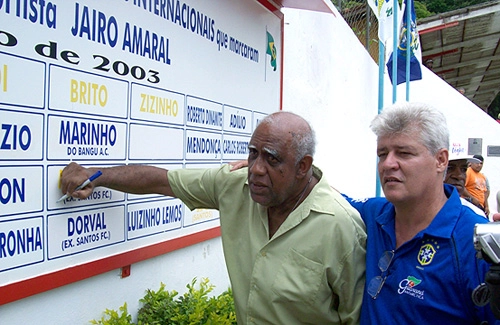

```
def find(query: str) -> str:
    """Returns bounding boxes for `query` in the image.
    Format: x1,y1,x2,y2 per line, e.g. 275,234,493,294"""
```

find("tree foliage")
422,0,490,13
335,0,492,19
414,1,434,19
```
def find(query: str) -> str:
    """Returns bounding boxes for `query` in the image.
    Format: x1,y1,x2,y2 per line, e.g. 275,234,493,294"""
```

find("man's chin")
382,189,405,204
250,192,269,206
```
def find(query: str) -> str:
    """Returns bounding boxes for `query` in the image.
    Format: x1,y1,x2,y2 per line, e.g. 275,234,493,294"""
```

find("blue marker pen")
57,170,102,203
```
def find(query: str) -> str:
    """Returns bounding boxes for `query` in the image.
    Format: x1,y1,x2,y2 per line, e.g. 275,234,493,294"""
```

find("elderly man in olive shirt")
61,111,366,324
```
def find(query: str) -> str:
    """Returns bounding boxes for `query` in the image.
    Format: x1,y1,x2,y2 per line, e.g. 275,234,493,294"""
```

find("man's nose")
380,152,398,170
249,156,266,175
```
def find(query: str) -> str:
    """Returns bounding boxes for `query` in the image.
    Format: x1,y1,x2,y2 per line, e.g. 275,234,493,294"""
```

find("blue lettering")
229,114,247,129
1,124,31,151
59,120,117,146
128,207,165,231
0,226,42,258
122,22,171,64
0,0,56,28
223,140,249,155
71,3,118,47
205,110,222,127
186,106,205,124
186,137,221,154
128,0,214,42
0,178,25,204
162,204,183,223
68,213,107,236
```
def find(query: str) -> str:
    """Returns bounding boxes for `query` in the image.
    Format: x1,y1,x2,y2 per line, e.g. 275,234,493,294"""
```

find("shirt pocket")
271,248,324,306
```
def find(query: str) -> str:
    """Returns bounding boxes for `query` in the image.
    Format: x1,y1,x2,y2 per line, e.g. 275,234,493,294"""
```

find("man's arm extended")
60,162,176,200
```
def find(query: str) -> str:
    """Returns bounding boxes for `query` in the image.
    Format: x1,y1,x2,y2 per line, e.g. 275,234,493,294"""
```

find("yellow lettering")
70,79,108,107
148,95,155,113
140,93,147,112
158,97,165,114
70,79,78,102
138,93,178,117
1,64,7,92
192,209,213,222
79,81,87,104
165,99,172,115
91,83,98,105
98,85,108,107
172,100,178,116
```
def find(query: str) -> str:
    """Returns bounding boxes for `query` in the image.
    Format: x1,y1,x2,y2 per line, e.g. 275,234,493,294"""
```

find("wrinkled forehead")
253,120,289,141
250,122,291,152
376,131,421,149
250,124,290,148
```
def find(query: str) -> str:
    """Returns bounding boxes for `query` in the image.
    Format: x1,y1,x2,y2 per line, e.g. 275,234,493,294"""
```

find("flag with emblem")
386,0,422,85
266,31,277,71
367,0,394,42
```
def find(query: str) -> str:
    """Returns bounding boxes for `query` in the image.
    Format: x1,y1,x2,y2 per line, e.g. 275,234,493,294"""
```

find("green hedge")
90,278,236,325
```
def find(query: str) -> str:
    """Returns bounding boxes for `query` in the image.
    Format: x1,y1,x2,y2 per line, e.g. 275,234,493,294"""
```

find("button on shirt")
168,165,366,325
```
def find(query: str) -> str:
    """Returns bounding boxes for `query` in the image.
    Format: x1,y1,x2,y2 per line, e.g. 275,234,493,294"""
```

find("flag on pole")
266,31,277,71
367,0,394,43
386,0,422,85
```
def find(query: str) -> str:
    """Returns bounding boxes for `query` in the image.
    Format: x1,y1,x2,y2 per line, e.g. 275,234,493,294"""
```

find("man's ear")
297,155,313,178
437,148,448,173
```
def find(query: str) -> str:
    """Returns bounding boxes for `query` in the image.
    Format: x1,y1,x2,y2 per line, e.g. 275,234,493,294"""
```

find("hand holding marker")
57,170,102,203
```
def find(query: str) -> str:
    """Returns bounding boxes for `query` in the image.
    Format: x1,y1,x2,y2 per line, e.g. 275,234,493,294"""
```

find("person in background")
465,154,490,215
445,151,486,217
424,59,433,69
60,111,367,325
342,102,496,323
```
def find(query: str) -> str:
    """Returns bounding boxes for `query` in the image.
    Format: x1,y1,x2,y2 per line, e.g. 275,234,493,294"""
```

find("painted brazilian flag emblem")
266,31,277,71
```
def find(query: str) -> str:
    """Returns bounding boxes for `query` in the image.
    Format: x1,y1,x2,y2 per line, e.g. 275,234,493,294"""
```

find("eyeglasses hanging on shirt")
367,250,395,299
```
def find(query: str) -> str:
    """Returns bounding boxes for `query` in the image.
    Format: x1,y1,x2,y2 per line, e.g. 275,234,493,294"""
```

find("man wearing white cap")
445,149,487,218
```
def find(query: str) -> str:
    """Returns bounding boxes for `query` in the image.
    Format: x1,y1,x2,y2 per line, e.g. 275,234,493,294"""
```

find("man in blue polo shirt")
344,102,497,324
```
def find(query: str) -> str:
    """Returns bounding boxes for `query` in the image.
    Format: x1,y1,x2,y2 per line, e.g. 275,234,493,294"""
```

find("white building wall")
3,3,500,325
281,6,379,199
